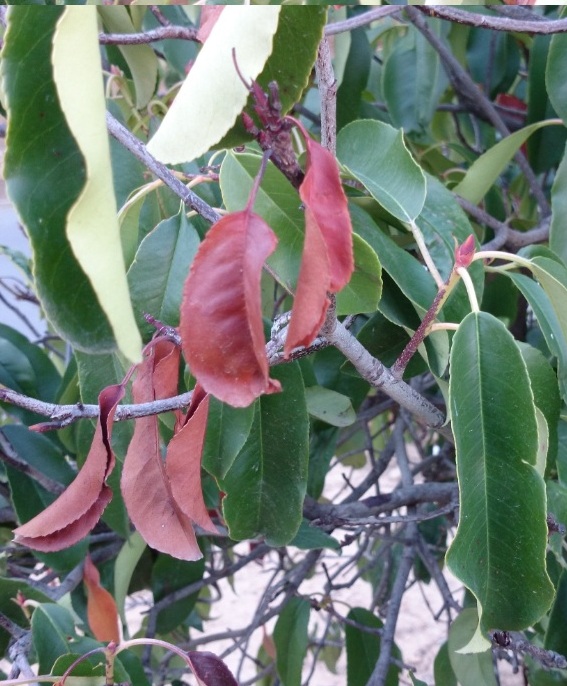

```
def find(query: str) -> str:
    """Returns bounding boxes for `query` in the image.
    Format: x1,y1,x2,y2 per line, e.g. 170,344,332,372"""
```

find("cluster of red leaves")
15,340,216,562
181,128,353,406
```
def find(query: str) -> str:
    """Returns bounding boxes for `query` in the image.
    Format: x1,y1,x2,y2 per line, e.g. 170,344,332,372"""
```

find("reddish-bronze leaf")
284,136,353,356
187,651,238,686
167,389,217,535
84,554,121,644
121,342,203,561
198,7,224,43
13,384,125,552
180,209,281,407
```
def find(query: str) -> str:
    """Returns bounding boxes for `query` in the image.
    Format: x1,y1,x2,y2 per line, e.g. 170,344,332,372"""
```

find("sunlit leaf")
147,7,280,165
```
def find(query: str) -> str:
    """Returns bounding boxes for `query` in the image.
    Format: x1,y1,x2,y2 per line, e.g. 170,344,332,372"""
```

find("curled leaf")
180,209,281,407
84,554,120,644
121,340,205,561
13,384,125,552
285,135,353,355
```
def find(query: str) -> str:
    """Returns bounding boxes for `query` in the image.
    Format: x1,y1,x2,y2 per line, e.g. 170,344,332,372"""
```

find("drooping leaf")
147,7,280,165
128,207,200,340
285,134,354,355
220,363,308,546
83,554,120,643
273,597,310,686
166,388,218,535
121,341,205,561
2,8,115,353
13,384,125,552
336,120,427,223
186,651,238,686
453,120,561,204
98,7,158,109
180,209,280,407
447,312,554,633
52,7,142,364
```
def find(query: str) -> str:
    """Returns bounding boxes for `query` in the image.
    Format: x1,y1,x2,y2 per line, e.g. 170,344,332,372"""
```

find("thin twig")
405,6,550,216
99,26,199,45
325,7,402,35
315,36,337,155
106,112,220,225
417,6,567,35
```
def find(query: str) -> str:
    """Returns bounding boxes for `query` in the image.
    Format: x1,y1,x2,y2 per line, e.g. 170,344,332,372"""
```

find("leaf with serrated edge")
147,7,280,165
52,8,141,364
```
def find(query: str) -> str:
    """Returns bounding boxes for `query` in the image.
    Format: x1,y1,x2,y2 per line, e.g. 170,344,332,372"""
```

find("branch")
315,36,337,155
0,387,193,429
492,630,567,671
325,7,402,35
99,26,199,45
417,6,567,35
106,112,221,225
405,6,550,216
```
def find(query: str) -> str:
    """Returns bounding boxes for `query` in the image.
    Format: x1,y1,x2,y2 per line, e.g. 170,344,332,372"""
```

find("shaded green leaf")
547,28,567,126
447,312,554,632
550,143,567,265
289,518,340,551
337,28,371,131
220,363,308,546
337,120,427,222
273,597,310,686
0,579,51,657
152,555,205,634
202,397,255,480
305,385,355,427
447,608,496,686
128,207,200,339
433,642,457,686
336,233,382,316
2,8,115,353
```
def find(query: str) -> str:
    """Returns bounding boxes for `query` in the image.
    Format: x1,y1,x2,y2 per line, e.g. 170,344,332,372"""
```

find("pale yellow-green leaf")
535,406,548,479
52,8,142,364
147,6,281,165
97,6,157,109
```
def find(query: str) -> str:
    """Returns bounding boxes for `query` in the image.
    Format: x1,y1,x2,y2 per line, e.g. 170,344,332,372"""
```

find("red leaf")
198,7,224,43
455,234,476,269
284,137,353,356
13,384,125,552
84,554,120,644
121,341,204,561
166,390,217,535
180,209,281,407
187,651,238,686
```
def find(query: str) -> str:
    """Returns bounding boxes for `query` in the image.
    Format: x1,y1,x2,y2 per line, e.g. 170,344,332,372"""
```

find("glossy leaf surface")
337,120,426,222
447,312,554,631
180,209,280,407
220,363,308,546
2,8,115,352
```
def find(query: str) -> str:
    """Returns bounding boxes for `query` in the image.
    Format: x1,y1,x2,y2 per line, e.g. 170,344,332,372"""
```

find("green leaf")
52,8,142,364
220,362,309,546
273,597,310,686
0,578,51,657
550,143,567,266
98,7,157,109
547,29,567,126
289,518,340,551
453,120,562,204
305,385,355,427
447,312,554,632
221,150,303,292
147,7,281,164
433,642,457,686
337,120,427,222
409,673,429,686
114,532,146,625
382,22,448,137
447,608,496,686
337,28,371,131
151,555,205,635
128,207,200,339
202,397,255,480
345,607,400,686
336,233,382,316
545,569,567,657
2,8,116,353
507,272,567,402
